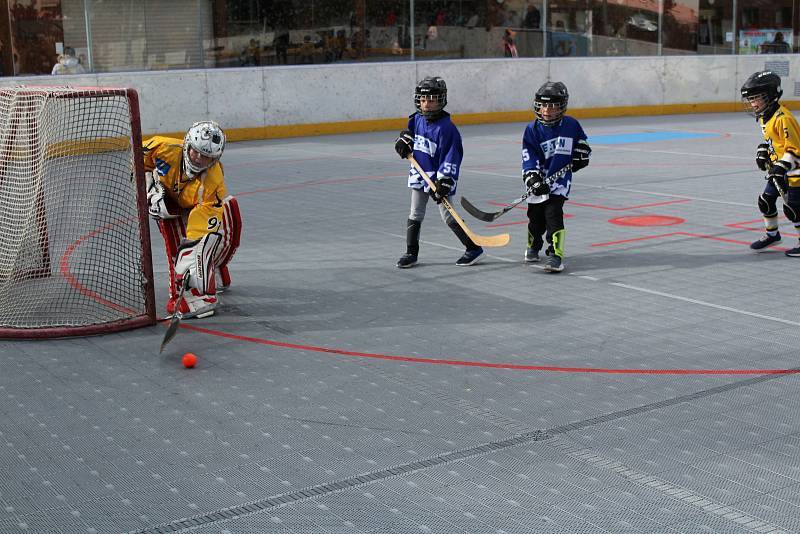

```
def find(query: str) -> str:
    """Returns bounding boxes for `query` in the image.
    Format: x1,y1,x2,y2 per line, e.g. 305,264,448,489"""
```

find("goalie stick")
460,164,573,222
159,276,190,354
407,155,510,248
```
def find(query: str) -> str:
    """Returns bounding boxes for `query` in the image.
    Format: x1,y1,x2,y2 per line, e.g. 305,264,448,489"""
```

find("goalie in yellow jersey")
741,71,800,256
144,121,242,318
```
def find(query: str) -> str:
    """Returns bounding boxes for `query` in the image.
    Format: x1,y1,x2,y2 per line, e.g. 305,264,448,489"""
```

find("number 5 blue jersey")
406,112,463,193
522,116,587,198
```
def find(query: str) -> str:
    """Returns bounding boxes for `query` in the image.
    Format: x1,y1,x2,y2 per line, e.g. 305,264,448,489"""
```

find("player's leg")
439,203,483,266
173,232,222,318
751,183,781,251
214,196,242,290
525,203,546,262
397,189,426,268
542,196,566,272
157,197,188,305
783,184,800,256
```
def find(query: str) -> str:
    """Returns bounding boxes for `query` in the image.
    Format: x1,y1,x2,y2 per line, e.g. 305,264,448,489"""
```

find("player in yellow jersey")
741,71,800,256
144,121,242,318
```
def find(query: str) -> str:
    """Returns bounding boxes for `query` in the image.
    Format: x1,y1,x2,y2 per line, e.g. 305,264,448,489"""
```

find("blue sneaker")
456,247,483,266
750,231,781,251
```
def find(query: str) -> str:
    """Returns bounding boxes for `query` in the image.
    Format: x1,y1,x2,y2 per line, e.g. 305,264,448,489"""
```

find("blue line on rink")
591,131,720,144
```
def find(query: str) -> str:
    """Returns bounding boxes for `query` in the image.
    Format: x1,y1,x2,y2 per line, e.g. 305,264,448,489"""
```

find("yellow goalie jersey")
761,105,800,186
143,136,226,240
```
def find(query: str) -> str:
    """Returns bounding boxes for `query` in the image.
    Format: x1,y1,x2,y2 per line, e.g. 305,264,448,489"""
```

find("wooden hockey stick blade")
441,196,510,247
407,156,510,248
159,277,189,354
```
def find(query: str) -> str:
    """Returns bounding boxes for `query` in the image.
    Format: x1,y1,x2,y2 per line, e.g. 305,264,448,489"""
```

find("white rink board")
1,54,796,135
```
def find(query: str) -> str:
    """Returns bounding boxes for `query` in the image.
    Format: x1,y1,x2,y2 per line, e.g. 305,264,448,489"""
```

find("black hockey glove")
523,169,542,189
523,170,549,196
756,142,770,172
572,139,591,171
394,129,414,159
768,160,791,191
430,176,454,203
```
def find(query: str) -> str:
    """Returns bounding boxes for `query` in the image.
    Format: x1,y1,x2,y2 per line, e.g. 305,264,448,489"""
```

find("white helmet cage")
183,121,226,178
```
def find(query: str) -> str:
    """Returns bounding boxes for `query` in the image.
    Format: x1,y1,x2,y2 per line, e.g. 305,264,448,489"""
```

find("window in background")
697,0,734,54
737,0,794,54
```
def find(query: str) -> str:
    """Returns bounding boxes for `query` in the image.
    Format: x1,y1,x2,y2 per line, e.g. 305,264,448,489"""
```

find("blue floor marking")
592,131,719,144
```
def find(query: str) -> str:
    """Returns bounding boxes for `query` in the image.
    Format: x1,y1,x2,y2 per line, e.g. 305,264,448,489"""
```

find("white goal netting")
0,86,155,337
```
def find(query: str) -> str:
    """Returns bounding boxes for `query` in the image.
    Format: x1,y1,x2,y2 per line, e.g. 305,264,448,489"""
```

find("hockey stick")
770,172,799,221
460,164,573,222
159,276,190,354
407,155,510,247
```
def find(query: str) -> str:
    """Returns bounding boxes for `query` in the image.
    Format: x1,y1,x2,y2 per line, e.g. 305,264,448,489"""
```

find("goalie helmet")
414,76,448,120
183,121,226,179
533,81,569,126
740,71,782,118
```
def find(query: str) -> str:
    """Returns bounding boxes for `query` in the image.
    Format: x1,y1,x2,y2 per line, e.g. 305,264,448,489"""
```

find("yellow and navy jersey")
143,136,227,240
760,105,800,185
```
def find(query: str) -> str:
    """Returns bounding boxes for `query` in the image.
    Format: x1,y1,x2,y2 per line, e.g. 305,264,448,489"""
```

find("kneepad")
758,193,778,217
784,203,800,222
175,232,222,295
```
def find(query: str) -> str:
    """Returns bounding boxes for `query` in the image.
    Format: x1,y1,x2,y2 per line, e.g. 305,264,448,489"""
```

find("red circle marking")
609,215,685,227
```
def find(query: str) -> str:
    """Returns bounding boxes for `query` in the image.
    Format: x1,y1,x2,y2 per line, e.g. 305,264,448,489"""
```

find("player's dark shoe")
543,255,564,272
456,247,484,266
524,248,540,263
750,232,781,251
785,241,800,257
396,253,418,268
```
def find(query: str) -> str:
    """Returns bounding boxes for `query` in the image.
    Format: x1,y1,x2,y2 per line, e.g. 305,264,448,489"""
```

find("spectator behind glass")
241,38,261,66
762,32,791,54
523,4,541,29
503,28,519,57
51,47,86,75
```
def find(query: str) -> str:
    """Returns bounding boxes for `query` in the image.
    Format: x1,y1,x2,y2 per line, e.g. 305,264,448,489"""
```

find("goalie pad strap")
175,232,222,295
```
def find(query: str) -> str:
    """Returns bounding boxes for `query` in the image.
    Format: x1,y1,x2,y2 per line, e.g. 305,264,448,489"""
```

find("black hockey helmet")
414,76,447,120
741,71,782,118
533,81,569,126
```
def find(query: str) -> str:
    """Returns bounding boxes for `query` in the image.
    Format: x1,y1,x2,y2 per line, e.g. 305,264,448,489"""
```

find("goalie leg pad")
158,215,188,300
175,232,222,295
167,289,218,319
213,196,243,290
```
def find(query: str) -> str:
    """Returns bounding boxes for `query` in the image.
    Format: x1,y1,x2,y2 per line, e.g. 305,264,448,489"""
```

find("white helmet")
183,121,226,178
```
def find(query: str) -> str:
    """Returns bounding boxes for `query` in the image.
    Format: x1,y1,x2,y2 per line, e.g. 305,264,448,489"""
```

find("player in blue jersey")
521,81,591,272
393,76,483,268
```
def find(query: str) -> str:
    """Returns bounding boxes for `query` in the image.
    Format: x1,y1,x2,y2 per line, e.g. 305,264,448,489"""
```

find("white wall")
2,54,796,135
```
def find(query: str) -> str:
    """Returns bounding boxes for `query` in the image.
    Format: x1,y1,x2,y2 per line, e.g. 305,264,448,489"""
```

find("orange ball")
182,353,197,368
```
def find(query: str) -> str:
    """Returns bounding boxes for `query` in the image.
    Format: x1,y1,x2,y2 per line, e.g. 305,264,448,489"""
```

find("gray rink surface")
3,112,800,533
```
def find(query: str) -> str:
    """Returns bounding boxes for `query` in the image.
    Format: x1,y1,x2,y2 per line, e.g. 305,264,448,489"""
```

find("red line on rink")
176,323,800,376
592,231,788,250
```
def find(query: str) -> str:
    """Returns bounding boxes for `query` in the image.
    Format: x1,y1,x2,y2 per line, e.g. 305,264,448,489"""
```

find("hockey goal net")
0,86,155,338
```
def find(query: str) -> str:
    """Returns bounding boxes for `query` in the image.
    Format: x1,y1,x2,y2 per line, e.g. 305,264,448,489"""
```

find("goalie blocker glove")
768,160,792,191
395,130,414,159
572,139,591,171
756,143,770,171
145,171,171,220
430,176,454,203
